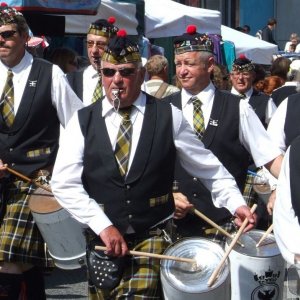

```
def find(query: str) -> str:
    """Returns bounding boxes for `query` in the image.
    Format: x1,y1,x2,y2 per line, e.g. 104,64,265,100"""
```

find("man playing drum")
164,25,283,242
0,4,83,299
51,29,255,299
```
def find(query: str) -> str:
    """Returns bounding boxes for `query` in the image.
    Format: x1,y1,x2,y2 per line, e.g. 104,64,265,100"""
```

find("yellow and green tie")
91,78,103,103
1,69,14,127
115,107,132,177
192,96,205,139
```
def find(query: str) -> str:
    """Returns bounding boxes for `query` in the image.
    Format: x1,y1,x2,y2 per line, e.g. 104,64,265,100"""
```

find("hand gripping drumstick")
207,204,257,287
256,223,274,247
191,208,244,247
6,167,52,193
95,245,197,264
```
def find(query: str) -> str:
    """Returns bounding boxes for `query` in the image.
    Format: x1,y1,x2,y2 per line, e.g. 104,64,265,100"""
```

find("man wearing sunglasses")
165,25,283,242
0,5,83,300
67,17,118,106
52,29,256,299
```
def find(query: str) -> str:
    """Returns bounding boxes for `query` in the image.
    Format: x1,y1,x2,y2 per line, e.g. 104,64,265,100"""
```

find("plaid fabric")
192,97,205,139
88,235,170,300
243,173,259,207
1,69,14,127
0,180,53,267
115,108,132,177
92,79,103,103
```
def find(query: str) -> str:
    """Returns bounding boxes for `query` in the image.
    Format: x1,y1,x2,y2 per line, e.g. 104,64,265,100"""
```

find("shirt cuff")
87,209,113,235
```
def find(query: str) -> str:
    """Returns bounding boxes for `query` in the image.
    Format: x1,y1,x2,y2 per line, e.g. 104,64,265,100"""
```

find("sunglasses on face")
101,67,136,77
86,40,107,50
0,30,17,39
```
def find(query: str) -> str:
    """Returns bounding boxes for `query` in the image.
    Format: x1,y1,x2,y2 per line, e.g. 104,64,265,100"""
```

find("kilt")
88,235,170,300
0,179,53,267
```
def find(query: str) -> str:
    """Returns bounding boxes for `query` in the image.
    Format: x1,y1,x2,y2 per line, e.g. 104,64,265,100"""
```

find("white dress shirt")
82,65,105,106
231,86,277,125
52,93,247,235
0,51,83,127
180,83,280,168
273,146,300,264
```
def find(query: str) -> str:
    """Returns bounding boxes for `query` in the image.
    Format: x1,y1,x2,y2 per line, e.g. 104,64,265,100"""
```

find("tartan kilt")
243,173,259,207
0,180,53,267
88,235,170,300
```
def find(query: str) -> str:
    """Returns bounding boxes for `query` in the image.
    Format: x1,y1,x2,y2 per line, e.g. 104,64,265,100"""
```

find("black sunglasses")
101,68,136,77
0,30,17,39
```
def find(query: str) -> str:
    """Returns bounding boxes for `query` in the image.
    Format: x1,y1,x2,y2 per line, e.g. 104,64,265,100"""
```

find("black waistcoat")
166,90,249,222
67,69,84,100
249,89,269,128
289,135,300,225
78,96,176,234
272,86,298,107
0,58,59,176
284,93,300,148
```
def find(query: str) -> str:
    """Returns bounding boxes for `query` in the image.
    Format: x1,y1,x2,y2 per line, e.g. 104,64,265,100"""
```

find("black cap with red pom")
102,29,141,64
0,2,26,26
173,25,214,54
232,54,254,72
88,16,118,38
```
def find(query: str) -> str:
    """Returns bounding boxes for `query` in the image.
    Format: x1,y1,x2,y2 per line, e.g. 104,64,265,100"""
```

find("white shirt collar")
0,50,32,74
85,64,99,79
231,86,253,98
182,81,216,108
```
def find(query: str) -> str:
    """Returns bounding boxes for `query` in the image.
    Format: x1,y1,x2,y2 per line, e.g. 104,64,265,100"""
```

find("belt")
125,219,172,241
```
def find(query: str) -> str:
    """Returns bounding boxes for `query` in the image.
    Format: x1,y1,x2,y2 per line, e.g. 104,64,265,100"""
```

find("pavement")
44,264,300,299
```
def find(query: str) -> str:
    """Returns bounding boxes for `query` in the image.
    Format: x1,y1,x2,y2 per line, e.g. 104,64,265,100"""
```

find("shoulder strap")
154,82,169,99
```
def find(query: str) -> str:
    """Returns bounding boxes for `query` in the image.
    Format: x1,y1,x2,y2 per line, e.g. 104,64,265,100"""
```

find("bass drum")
29,187,87,270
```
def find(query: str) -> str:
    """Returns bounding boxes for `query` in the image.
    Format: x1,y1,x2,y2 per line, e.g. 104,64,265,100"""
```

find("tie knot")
239,93,246,99
191,96,202,106
119,107,132,121
7,69,13,78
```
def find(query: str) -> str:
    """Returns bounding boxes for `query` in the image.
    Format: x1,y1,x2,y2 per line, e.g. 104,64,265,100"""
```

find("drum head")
28,187,62,213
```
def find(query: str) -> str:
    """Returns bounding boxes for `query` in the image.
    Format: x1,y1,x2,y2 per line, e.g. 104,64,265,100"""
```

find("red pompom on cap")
239,54,247,60
0,2,8,6
117,29,127,37
108,16,116,24
186,25,197,35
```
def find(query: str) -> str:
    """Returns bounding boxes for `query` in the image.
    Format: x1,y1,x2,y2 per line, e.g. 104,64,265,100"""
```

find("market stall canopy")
65,0,221,36
221,25,279,65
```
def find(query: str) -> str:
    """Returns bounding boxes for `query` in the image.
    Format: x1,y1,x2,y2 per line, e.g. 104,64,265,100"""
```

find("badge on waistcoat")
209,119,218,126
29,80,37,87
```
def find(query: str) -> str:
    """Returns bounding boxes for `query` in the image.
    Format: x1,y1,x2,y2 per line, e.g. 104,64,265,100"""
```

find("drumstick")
6,167,52,193
207,204,257,287
256,224,274,247
95,245,197,264
191,208,244,247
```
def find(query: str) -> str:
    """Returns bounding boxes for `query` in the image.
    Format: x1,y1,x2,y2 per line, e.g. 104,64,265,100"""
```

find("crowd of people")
0,3,300,300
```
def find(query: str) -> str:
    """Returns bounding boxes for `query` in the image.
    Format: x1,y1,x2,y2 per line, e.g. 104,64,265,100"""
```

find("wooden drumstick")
95,245,197,264
207,204,257,287
256,224,274,247
6,167,52,193
191,208,244,247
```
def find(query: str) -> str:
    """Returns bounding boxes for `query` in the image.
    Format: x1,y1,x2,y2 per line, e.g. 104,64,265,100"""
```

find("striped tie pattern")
115,107,132,176
91,78,103,103
1,69,14,127
192,96,205,139
239,93,246,99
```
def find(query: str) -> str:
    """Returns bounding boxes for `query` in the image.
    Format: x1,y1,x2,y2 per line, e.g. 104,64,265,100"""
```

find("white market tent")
221,25,278,65
65,0,278,65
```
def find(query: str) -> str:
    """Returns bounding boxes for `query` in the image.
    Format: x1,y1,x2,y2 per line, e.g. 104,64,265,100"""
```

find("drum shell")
29,189,87,270
160,237,230,300
227,229,285,300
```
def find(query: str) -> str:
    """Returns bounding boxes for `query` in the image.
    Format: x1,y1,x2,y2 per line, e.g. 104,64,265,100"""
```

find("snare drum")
227,229,285,300
29,188,87,270
160,237,230,300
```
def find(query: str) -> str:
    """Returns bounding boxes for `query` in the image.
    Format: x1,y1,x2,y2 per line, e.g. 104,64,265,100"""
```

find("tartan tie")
239,93,246,99
115,107,132,177
1,69,14,127
91,78,103,103
192,96,205,139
